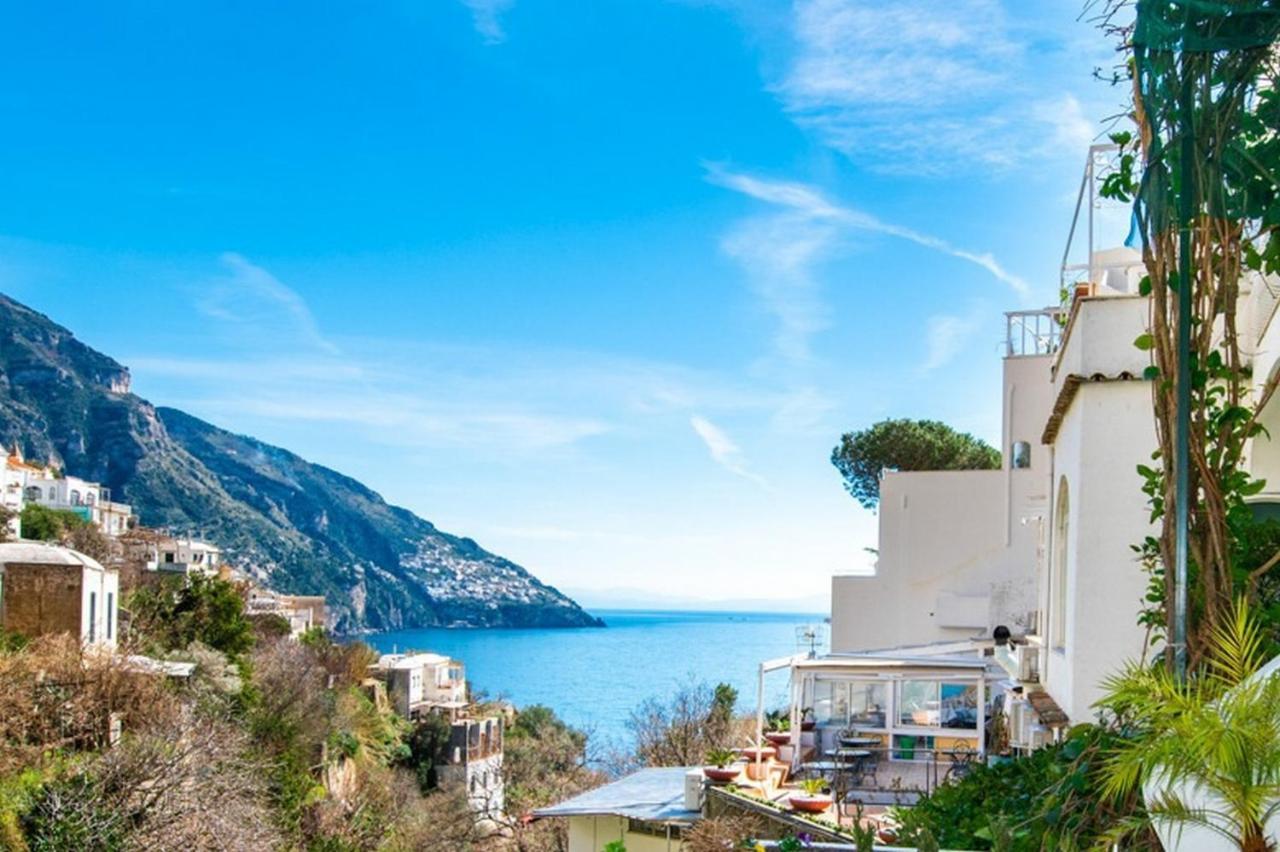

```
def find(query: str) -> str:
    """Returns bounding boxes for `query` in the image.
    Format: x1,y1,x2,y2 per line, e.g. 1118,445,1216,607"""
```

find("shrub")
127,574,255,660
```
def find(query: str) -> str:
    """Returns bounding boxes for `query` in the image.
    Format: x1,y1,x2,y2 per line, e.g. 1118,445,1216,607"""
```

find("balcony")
1005,308,1064,358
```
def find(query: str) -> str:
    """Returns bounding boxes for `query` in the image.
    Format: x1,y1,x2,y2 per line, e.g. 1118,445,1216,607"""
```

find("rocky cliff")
0,293,602,632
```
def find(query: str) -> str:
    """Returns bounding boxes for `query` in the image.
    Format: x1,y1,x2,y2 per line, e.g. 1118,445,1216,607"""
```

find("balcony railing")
1005,308,1064,358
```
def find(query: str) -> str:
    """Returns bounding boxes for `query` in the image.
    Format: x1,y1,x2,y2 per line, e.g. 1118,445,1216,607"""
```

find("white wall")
79,564,119,651
830,352,1054,653
1045,380,1156,721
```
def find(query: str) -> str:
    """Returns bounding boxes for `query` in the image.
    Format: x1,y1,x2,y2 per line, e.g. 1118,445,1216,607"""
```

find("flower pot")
764,732,791,747
800,720,816,732
788,794,833,814
703,766,741,783
740,746,776,762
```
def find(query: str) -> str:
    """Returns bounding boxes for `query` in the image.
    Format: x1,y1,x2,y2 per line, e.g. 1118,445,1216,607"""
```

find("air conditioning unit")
684,769,705,812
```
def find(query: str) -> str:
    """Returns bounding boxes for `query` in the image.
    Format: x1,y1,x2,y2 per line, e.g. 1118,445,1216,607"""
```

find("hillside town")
2,2,1279,851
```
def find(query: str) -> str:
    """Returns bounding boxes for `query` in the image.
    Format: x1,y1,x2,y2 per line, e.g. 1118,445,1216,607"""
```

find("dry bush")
0,634,176,774
250,635,332,754
685,813,766,852
628,679,743,767
22,710,280,851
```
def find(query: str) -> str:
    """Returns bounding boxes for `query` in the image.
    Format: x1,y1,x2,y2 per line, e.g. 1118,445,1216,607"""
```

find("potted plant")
765,716,791,747
799,707,816,732
702,747,742,783
788,778,833,813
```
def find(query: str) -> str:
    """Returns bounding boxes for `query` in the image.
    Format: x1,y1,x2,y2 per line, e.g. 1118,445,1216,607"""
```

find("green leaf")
1138,275,1153,296
1134,333,1155,351
1143,365,1160,380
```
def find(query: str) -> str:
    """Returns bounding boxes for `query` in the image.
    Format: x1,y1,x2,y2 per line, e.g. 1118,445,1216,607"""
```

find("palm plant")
1096,599,1280,851
704,747,738,769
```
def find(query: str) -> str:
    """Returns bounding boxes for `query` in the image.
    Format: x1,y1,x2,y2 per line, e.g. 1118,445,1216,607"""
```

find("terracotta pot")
703,766,741,783
740,746,777,762
800,720,816,732
764,732,791,747
788,794,833,814
744,761,771,781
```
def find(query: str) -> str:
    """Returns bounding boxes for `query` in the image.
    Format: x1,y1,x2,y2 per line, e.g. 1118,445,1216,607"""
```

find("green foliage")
893,725,1157,850
603,841,627,852
1095,598,1280,849
831,419,1001,509
402,711,453,793
705,747,738,768
20,775,127,852
16,505,86,543
127,574,255,660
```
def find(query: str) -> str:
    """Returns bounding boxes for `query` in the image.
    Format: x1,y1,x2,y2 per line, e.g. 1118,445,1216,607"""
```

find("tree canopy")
830,419,1001,509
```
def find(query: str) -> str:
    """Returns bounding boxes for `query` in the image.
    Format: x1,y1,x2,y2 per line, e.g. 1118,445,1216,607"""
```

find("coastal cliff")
0,293,603,632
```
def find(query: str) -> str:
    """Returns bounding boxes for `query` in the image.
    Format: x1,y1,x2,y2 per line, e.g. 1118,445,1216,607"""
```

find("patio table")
838,736,880,748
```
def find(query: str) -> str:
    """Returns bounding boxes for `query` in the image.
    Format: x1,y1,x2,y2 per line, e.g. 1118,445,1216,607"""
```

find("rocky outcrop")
0,293,602,632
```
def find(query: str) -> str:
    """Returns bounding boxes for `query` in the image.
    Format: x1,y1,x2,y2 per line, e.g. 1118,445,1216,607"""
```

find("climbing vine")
1095,0,1280,668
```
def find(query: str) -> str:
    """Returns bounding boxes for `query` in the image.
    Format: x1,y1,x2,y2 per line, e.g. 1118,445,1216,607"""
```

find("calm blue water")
366,609,828,750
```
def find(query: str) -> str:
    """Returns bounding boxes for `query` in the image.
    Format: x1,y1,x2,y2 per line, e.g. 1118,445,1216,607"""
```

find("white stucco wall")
1044,380,1156,721
830,353,1054,653
1053,295,1151,381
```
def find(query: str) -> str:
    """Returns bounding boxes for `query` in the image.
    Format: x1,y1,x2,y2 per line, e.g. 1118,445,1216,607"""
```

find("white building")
831,309,1058,654
146,536,222,576
0,541,120,651
534,767,702,852
245,586,327,637
8,445,134,537
372,652,468,718
439,716,506,822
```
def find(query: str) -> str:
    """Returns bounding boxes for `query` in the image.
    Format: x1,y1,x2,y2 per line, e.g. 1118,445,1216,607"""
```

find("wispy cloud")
708,166,1030,297
920,307,985,372
459,0,514,44
770,0,1097,174
690,415,767,486
197,253,339,354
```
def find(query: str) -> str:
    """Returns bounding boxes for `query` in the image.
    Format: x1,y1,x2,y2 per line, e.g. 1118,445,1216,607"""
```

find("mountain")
0,293,602,632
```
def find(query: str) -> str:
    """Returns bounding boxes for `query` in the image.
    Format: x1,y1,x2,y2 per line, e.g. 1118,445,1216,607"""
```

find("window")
1011,440,1031,469
70,489,81,505
24,486,39,502
848,681,888,728
107,593,114,640
164,552,175,563
811,680,849,725
896,680,978,730
88,592,97,643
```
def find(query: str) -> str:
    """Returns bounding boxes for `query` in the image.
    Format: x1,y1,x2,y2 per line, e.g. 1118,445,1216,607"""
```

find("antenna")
795,624,826,659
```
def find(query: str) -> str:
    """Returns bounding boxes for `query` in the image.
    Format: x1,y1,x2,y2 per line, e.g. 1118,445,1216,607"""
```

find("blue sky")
0,0,1125,609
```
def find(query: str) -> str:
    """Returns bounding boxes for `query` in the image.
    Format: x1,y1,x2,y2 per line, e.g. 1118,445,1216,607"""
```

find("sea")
365,609,828,752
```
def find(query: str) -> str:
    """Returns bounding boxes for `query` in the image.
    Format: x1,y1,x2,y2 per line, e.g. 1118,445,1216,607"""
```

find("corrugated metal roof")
533,767,700,824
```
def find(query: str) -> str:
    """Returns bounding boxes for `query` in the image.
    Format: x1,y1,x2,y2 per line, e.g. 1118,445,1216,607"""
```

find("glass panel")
848,681,887,728
897,680,940,727
811,679,835,724
939,682,978,729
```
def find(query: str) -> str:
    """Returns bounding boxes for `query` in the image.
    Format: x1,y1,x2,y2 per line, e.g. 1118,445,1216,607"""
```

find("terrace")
722,648,1007,839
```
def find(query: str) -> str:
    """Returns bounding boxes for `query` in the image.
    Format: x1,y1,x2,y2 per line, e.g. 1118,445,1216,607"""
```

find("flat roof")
0,541,107,572
378,652,452,668
533,767,700,824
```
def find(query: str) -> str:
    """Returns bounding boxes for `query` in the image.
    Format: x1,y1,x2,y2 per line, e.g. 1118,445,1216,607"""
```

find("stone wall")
2,562,83,638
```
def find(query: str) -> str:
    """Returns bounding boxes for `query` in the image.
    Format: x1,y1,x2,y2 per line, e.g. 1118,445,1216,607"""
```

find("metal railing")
1005,308,1064,357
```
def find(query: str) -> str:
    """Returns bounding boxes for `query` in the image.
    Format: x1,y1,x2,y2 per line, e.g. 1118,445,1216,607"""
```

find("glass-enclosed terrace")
755,651,1004,799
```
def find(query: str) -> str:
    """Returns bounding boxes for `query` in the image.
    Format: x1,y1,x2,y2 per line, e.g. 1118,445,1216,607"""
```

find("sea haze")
365,609,829,751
